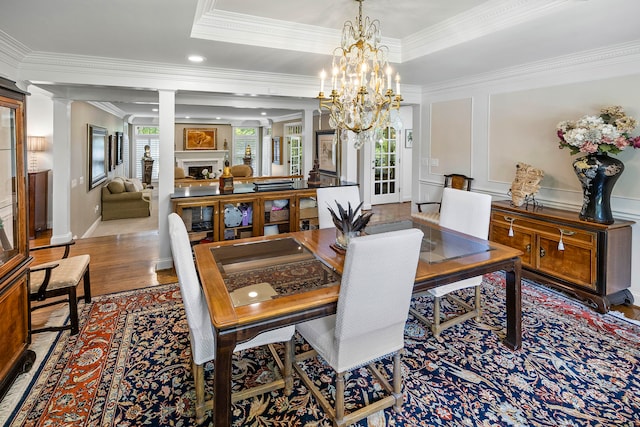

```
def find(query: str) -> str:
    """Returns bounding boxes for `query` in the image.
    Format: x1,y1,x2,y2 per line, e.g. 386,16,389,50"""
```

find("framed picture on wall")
115,131,123,165
184,128,217,150
316,130,338,176
405,129,413,148
88,124,108,190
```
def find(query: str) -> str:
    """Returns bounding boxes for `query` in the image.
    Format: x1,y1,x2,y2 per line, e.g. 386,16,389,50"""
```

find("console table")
489,200,634,313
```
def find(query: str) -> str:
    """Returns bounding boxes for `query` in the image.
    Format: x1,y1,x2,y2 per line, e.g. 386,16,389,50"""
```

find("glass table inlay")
365,220,493,264
209,237,340,307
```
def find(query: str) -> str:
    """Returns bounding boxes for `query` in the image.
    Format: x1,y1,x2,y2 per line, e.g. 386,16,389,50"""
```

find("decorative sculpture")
509,162,544,208
307,159,322,187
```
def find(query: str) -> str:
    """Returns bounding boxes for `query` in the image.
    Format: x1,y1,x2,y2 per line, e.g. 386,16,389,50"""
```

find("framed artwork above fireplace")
184,128,216,150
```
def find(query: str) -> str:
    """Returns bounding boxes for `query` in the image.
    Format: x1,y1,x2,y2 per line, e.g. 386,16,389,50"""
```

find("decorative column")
156,89,176,271
50,98,73,244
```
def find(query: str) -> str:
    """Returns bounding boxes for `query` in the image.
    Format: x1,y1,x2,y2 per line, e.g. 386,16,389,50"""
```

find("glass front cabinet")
0,77,35,400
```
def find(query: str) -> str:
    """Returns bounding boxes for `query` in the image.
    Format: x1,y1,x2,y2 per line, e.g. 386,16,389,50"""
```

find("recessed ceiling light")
216,117,221,120
188,55,205,63
152,108,158,112
261,112,267,116
185,116,191,119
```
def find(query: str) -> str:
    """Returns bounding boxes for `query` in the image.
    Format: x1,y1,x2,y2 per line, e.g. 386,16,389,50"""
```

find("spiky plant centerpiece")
327,201,374,250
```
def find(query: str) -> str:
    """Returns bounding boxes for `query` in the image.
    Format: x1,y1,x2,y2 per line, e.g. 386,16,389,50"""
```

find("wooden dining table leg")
504,258,522,350
214,331,236,427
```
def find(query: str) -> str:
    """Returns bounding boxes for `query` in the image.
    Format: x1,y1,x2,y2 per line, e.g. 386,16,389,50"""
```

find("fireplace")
176,153,226,180
189,166,214,179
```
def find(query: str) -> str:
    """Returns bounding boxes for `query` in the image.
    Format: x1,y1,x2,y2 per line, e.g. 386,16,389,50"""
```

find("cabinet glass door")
0,103,18,267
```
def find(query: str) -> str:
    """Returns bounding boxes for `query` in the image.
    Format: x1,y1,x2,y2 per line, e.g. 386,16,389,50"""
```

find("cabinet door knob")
540,247,546,258
525,244,531,253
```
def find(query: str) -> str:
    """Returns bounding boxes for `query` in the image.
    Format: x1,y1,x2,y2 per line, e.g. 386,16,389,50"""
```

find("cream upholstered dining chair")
29,241,91,336
413,173,474,224
316,185,361,229
168,213,294,424
410,187,492,337
294,228,423,427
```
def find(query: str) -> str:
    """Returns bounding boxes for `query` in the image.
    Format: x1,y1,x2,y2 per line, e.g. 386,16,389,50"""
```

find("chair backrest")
332,228,423,371
439,188,492,239
316,186,361,229
444,174,473,191
230,164,253,177
168,213,216,364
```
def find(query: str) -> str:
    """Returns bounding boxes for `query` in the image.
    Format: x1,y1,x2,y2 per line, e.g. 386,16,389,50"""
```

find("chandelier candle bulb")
320,69,326,95
395,74,401,95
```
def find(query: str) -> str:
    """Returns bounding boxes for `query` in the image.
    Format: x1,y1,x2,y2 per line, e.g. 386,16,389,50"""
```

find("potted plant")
327,201,374,250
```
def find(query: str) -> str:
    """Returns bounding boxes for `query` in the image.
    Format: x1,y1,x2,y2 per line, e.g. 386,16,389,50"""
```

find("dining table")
192,218,523,427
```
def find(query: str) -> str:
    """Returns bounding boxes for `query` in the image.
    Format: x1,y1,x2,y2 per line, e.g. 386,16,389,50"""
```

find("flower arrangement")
556,105,640,155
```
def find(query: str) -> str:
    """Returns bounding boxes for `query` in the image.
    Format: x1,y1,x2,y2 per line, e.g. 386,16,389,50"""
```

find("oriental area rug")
3,273,640,427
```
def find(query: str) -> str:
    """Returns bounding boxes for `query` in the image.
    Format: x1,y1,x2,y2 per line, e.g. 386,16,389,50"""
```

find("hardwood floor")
28,201,639,330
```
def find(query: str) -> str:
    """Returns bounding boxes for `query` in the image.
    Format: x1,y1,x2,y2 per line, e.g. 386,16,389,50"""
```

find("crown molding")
422,40,640,95
402,0,573,62
0,29,31,76
19,52,320,96
191,0,402,62
87,101,127,119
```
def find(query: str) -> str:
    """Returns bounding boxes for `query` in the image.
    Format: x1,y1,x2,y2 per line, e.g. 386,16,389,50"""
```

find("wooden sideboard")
489,200,634,313
171,183,330,244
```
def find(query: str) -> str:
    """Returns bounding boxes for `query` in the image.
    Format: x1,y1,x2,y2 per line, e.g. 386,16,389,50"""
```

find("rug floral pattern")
5,273,640,426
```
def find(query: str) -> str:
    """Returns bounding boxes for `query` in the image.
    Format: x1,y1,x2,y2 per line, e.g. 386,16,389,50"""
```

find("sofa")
101,177,151,220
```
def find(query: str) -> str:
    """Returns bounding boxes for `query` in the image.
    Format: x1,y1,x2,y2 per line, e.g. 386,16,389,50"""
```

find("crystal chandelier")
318,0,402,149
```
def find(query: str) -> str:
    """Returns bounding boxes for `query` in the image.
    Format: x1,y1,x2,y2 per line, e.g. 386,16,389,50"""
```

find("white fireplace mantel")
175,150,228,176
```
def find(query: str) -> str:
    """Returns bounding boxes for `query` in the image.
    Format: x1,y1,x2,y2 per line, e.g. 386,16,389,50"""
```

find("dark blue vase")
572,152,624,224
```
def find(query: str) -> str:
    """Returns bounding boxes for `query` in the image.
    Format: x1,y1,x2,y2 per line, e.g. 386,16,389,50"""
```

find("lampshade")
27,136,46,152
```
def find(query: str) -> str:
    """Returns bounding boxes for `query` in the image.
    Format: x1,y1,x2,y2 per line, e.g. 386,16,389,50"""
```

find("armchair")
29,240,91,335
413,173,473,224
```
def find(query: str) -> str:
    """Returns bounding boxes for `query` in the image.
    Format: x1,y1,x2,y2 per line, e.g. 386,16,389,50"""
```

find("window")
134,126,159,181
285,123,303,175
232,127,259,172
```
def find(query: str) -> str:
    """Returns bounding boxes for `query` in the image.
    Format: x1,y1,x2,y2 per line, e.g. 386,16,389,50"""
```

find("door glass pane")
373,127,398,197
0,106,17,264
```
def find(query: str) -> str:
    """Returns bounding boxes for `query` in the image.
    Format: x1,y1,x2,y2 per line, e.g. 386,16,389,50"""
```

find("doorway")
370,127,400,204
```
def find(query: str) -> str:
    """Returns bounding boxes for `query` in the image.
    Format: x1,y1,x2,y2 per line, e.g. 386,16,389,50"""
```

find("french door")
370,127,400,204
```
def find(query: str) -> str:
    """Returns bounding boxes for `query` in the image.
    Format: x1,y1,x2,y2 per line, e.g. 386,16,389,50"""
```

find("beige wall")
431,98,472,176
489,74,640,199
419,71,640,301
70,102,123,238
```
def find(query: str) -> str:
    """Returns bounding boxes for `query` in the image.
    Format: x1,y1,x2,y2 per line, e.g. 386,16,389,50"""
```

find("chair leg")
335,371,345,427
193,361,206,424
474,285,482,318
284,338,293,395
392,351,403,412
432,296,441,337
82,266,92,303
68,286,79,335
